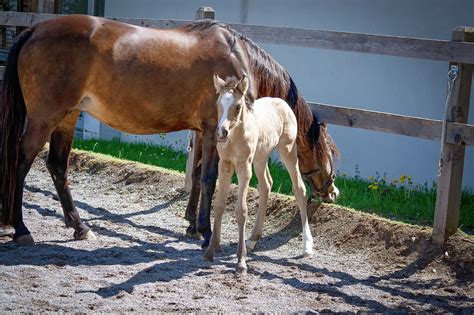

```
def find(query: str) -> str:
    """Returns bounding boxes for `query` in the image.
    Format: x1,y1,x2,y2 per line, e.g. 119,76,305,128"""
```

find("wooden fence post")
37,0,45,13
87,0,95,15
432,27,473,244
184,7,215,192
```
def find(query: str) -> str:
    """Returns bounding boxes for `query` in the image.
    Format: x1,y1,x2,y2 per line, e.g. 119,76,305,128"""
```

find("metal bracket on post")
196,7,215,20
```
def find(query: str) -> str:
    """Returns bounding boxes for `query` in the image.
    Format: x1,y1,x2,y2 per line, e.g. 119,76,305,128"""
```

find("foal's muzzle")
216,126,229,142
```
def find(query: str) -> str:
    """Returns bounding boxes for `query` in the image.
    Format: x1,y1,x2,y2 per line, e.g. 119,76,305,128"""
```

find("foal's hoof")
14,234,35,246
236,265,248,276
74,229,96,241
84,230,97,240
203,250,214,262
245,240,257,251
186,225,202,240
302,249,314,257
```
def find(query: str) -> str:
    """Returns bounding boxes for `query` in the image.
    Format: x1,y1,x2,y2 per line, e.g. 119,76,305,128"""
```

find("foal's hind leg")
278,141,313,256
47,111,95,240
246,160,272,251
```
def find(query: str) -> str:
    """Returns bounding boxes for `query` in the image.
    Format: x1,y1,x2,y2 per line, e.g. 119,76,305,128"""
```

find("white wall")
103,0,474,188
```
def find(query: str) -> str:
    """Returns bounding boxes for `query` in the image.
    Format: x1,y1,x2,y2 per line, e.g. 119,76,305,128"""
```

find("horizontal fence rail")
229,24,474,64
308,102,474,146
0,64,470,146
1,11,474,64
0,11,190,29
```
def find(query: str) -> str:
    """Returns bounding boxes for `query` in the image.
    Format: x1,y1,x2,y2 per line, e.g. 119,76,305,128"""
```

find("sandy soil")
0,149,473,313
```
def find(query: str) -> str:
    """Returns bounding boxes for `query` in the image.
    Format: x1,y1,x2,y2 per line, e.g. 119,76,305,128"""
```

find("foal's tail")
1,28,33,226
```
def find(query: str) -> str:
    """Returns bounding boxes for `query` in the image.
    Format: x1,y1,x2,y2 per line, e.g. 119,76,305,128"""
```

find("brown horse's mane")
186,20,339,165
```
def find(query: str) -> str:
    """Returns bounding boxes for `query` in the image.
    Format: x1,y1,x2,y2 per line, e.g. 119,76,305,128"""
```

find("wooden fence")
0,7,472,244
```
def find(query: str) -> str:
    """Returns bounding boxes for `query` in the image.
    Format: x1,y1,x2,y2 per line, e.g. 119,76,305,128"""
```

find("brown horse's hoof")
186,226,202,240
74,230,96,240
14,234,35,246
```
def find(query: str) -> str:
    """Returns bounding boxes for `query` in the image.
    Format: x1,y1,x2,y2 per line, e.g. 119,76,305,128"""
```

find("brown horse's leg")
46,111,93,240
184,132,203,239
12,119,55,245
197,129,219,248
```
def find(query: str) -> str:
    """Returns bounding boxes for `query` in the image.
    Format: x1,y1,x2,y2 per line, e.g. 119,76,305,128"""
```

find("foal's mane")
186,20,339,164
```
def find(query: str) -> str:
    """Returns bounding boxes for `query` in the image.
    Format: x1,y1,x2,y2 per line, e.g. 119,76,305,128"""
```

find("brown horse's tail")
1,28,33,226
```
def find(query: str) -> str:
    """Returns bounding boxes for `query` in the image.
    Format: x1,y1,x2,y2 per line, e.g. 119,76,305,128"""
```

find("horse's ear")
213,73,225,94
236,74,249,95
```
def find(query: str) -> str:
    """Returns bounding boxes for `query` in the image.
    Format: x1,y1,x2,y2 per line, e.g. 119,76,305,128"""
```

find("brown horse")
1,15,338,247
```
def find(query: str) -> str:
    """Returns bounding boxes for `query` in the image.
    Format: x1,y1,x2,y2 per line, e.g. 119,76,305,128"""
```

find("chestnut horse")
204,74,314,274
1,15,338,247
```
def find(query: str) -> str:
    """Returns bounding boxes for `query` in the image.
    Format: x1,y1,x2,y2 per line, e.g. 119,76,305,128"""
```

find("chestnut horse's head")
297,119,340,203
213,73,250,142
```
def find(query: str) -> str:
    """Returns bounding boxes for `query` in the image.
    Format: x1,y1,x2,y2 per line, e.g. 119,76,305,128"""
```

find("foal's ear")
213,73,226,94
236,74,249,95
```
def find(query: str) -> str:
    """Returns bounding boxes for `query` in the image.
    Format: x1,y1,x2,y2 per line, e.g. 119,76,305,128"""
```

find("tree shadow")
244,248,474,312
7,184,471,312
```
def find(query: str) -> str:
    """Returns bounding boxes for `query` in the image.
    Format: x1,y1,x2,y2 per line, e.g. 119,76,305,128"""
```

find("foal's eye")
235,104,242,111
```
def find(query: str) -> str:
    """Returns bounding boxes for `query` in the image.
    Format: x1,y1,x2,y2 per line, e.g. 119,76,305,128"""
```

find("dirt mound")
308,203,473,282
65,149,474,284
63,149,474,283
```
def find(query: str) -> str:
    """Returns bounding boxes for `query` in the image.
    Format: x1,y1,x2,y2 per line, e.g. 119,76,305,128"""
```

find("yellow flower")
368,183,379,191
368,176,374,181
400,175,408,183
391,179,399,185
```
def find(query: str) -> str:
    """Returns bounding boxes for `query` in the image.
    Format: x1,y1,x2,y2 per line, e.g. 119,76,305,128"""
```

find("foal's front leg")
235,161,252,275
279,143,314,256
203,159,234,261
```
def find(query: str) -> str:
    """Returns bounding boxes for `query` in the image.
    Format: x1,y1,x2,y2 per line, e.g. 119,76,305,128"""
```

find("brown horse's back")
18,15,243,134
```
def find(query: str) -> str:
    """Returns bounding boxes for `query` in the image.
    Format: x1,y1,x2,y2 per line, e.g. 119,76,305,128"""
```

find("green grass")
72,138,474,233
73,138,188,172
336,173,474,233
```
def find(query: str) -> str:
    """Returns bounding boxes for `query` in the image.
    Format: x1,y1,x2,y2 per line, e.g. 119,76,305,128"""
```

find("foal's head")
213,73,250,142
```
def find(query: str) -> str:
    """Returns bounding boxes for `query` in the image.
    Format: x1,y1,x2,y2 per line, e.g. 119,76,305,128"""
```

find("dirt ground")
0,149,473,312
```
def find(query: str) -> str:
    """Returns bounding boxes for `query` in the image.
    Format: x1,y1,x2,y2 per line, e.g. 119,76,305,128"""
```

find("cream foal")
203,74,313,275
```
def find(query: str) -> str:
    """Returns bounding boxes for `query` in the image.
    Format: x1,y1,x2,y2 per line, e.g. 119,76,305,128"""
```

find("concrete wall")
102,0,474,188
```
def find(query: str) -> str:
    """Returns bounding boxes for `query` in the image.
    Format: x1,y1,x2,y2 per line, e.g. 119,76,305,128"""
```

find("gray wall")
104,0,474,188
